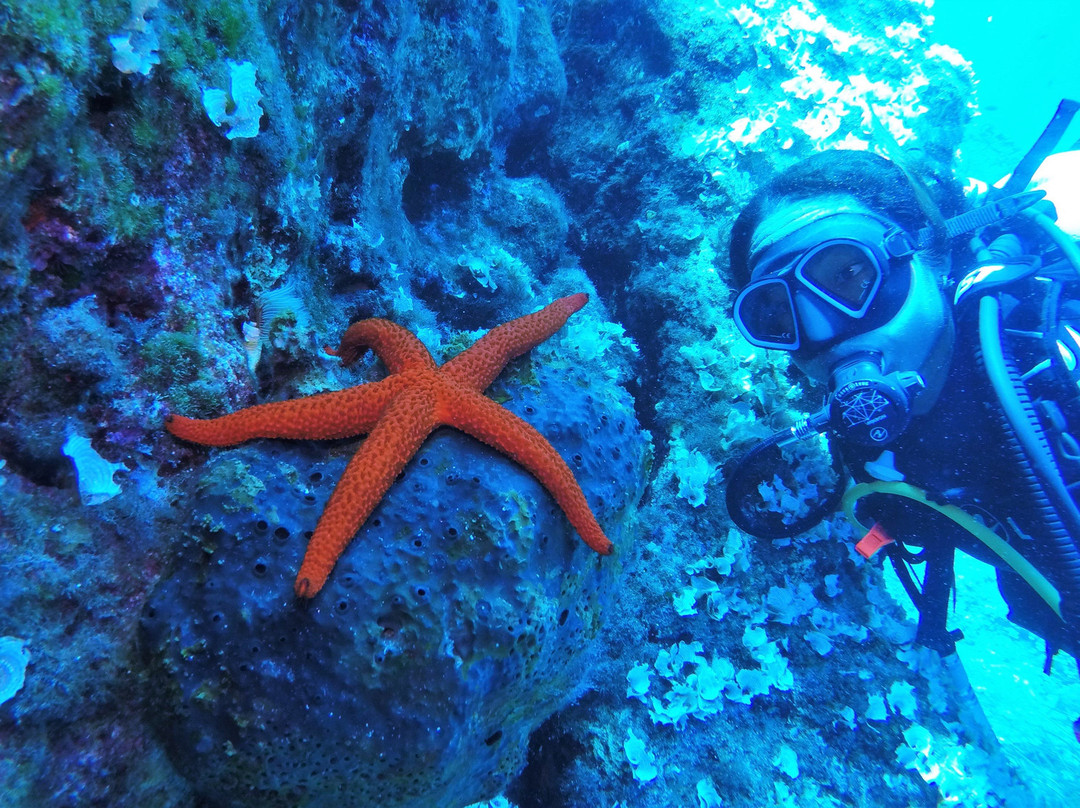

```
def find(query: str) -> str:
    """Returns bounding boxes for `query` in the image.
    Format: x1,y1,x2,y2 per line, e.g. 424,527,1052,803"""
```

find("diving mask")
734,212,917,352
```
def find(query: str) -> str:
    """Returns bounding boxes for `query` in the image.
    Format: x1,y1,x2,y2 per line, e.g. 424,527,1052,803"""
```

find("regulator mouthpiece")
828,353,924,445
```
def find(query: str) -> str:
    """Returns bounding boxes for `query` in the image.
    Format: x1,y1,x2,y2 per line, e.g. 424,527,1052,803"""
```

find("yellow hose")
842,480,1062,619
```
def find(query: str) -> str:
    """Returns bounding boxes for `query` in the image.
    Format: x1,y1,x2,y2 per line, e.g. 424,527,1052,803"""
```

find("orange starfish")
166,293,613,598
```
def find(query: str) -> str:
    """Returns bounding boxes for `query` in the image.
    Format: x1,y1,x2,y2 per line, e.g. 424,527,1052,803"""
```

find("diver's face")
746,196,955,413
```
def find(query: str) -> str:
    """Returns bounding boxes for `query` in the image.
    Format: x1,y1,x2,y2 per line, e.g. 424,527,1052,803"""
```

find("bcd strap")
915,190,1047,250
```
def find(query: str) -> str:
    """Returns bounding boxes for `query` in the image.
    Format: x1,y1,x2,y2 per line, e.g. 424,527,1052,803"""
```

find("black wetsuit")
843,269,1080,661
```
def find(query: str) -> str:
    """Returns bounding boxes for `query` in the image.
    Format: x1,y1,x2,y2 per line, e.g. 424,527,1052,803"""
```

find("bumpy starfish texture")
166,293,612,598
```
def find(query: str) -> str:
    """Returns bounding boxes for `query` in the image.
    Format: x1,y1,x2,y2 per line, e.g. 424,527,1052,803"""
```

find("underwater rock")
140,363,649,807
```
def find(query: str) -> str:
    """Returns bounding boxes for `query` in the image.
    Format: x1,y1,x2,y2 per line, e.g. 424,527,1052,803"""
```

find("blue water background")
933,0,1080,182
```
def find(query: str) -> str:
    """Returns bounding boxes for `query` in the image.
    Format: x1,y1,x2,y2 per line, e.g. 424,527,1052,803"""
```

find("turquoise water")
933,0,1080,182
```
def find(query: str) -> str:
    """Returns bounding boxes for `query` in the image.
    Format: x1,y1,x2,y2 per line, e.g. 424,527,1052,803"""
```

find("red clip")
855,522,894,560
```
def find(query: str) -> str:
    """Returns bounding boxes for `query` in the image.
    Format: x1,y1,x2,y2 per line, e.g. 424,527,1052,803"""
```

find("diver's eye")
802,243,879,310
840,261,871,285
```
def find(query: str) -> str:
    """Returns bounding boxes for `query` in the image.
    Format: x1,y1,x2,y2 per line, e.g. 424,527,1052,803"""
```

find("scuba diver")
723,101,1080,710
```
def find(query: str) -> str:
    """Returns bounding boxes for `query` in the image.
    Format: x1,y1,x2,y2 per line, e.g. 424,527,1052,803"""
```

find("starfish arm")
441,293,588,391
294,384,437,598
444,387,613,555
165,378,402,446
327,318,436,374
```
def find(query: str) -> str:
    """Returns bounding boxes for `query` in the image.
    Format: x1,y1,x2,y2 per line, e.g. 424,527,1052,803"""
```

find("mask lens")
735,278,798,349
798,242,881,314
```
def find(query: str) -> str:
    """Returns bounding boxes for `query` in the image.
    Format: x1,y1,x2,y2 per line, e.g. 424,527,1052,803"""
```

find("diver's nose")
794,293,835,342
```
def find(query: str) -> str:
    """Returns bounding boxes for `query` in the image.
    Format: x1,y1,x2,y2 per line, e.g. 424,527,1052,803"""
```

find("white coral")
0,636,29,705
203,61,265,140
110,0,161,76
62,433,125,505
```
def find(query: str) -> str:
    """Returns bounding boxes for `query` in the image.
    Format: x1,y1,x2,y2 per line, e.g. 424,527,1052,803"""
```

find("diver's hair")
728,151,955,287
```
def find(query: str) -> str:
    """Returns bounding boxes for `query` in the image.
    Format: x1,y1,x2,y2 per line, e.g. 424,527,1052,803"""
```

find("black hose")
979,295,1080,625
